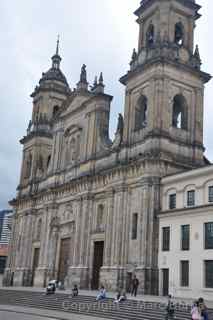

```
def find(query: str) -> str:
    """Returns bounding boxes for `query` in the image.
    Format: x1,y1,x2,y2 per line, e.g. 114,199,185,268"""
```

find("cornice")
120,57,211,85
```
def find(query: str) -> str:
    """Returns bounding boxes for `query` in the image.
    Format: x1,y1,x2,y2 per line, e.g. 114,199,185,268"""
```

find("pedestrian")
198,297,208,320
72,284,79,297
165,295,175,319
131,275,139,297
191,301,202,320
96,286,106,301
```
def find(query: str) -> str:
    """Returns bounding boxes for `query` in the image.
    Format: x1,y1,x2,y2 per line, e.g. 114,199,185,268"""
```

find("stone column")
103,189,115,267
100,189,116,290
68,197,83,288
101,186,126,291
138,176,160,295
34,206,49,287
79,194,91,288
46,203,59,281
123,89,132,144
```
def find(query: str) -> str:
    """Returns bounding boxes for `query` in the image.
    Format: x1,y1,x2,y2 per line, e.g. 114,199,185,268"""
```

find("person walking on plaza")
191,301,202,320
198,297,209,320
72,284,79,297
165,295,175,319
131,275,139,297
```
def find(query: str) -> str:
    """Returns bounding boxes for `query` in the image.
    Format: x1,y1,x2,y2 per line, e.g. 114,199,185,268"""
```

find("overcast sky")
0,0,212,209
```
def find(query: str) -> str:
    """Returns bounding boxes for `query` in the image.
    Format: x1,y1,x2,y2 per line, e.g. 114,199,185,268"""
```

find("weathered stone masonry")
5,0,211,294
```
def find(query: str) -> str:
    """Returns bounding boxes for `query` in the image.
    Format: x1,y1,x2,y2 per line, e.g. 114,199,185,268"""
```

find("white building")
159,165,213,300
0,211,13,245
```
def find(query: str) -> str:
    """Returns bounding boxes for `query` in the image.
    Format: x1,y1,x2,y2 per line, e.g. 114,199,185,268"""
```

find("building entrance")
32,248,40,286
58,238,71,283
91,241,104,290
162,268,169,296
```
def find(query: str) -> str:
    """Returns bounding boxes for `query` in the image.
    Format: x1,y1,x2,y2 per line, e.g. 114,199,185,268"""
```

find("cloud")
0,0,212,208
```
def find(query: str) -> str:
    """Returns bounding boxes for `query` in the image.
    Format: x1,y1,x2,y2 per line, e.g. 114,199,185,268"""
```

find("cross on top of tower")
52,35,61,69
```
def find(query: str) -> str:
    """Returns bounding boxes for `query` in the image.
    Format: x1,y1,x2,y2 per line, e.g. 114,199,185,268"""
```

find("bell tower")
18,39,71,193
121,0,211,168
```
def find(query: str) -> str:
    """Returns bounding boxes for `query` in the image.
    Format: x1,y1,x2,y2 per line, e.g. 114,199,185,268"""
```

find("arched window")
53,105,59,117
97,204,104,231
135,95,148,131
25,153,32,178
172,94,188,130
36,218,42,241
174,22,184,46
146,24,154,47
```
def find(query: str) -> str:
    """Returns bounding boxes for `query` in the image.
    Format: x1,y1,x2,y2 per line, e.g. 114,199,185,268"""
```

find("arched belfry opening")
174,22,184,46
135,95,148,130
146,24,154,47
53,105,59,117
172,94,188,130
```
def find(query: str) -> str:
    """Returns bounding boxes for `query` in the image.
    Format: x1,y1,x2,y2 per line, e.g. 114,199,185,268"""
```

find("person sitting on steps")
96,286,106,301
114,289,127,303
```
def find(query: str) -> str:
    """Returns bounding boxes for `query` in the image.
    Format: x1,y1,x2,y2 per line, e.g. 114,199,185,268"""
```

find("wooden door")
32,248,40,286
91,241,104,290
126,272,132,293
162,268,169,296
58,238,70,283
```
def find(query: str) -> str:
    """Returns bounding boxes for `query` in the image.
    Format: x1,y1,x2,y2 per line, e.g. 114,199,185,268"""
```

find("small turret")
91,72,105,94
31,37,70,98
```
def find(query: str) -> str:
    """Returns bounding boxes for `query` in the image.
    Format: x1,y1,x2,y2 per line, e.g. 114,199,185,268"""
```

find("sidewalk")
1,286,213,308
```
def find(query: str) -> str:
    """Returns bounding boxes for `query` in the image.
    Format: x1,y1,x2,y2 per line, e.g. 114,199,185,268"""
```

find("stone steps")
0,289,211,320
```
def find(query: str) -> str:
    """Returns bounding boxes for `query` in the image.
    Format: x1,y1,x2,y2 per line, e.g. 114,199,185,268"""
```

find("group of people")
95,275,139,302
46,280,78,297
45,277,209,320
191,298,209,320
165,295,209,320
95,285,127,303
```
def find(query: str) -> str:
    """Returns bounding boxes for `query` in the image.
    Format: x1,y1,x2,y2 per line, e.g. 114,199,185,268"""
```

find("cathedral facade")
5,0,211,294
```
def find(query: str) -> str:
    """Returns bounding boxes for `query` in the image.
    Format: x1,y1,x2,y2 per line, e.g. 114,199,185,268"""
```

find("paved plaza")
0,311,57,320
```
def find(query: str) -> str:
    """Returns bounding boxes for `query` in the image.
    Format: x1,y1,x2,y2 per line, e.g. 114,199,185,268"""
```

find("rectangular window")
208,186,213,203
0,256,6,274
162,227,170,251
205,222,213,249
187,190,195,207
180,260,189,287
132,213,138,240
205,260,213,288
169,194,176,210
181,225,190,251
